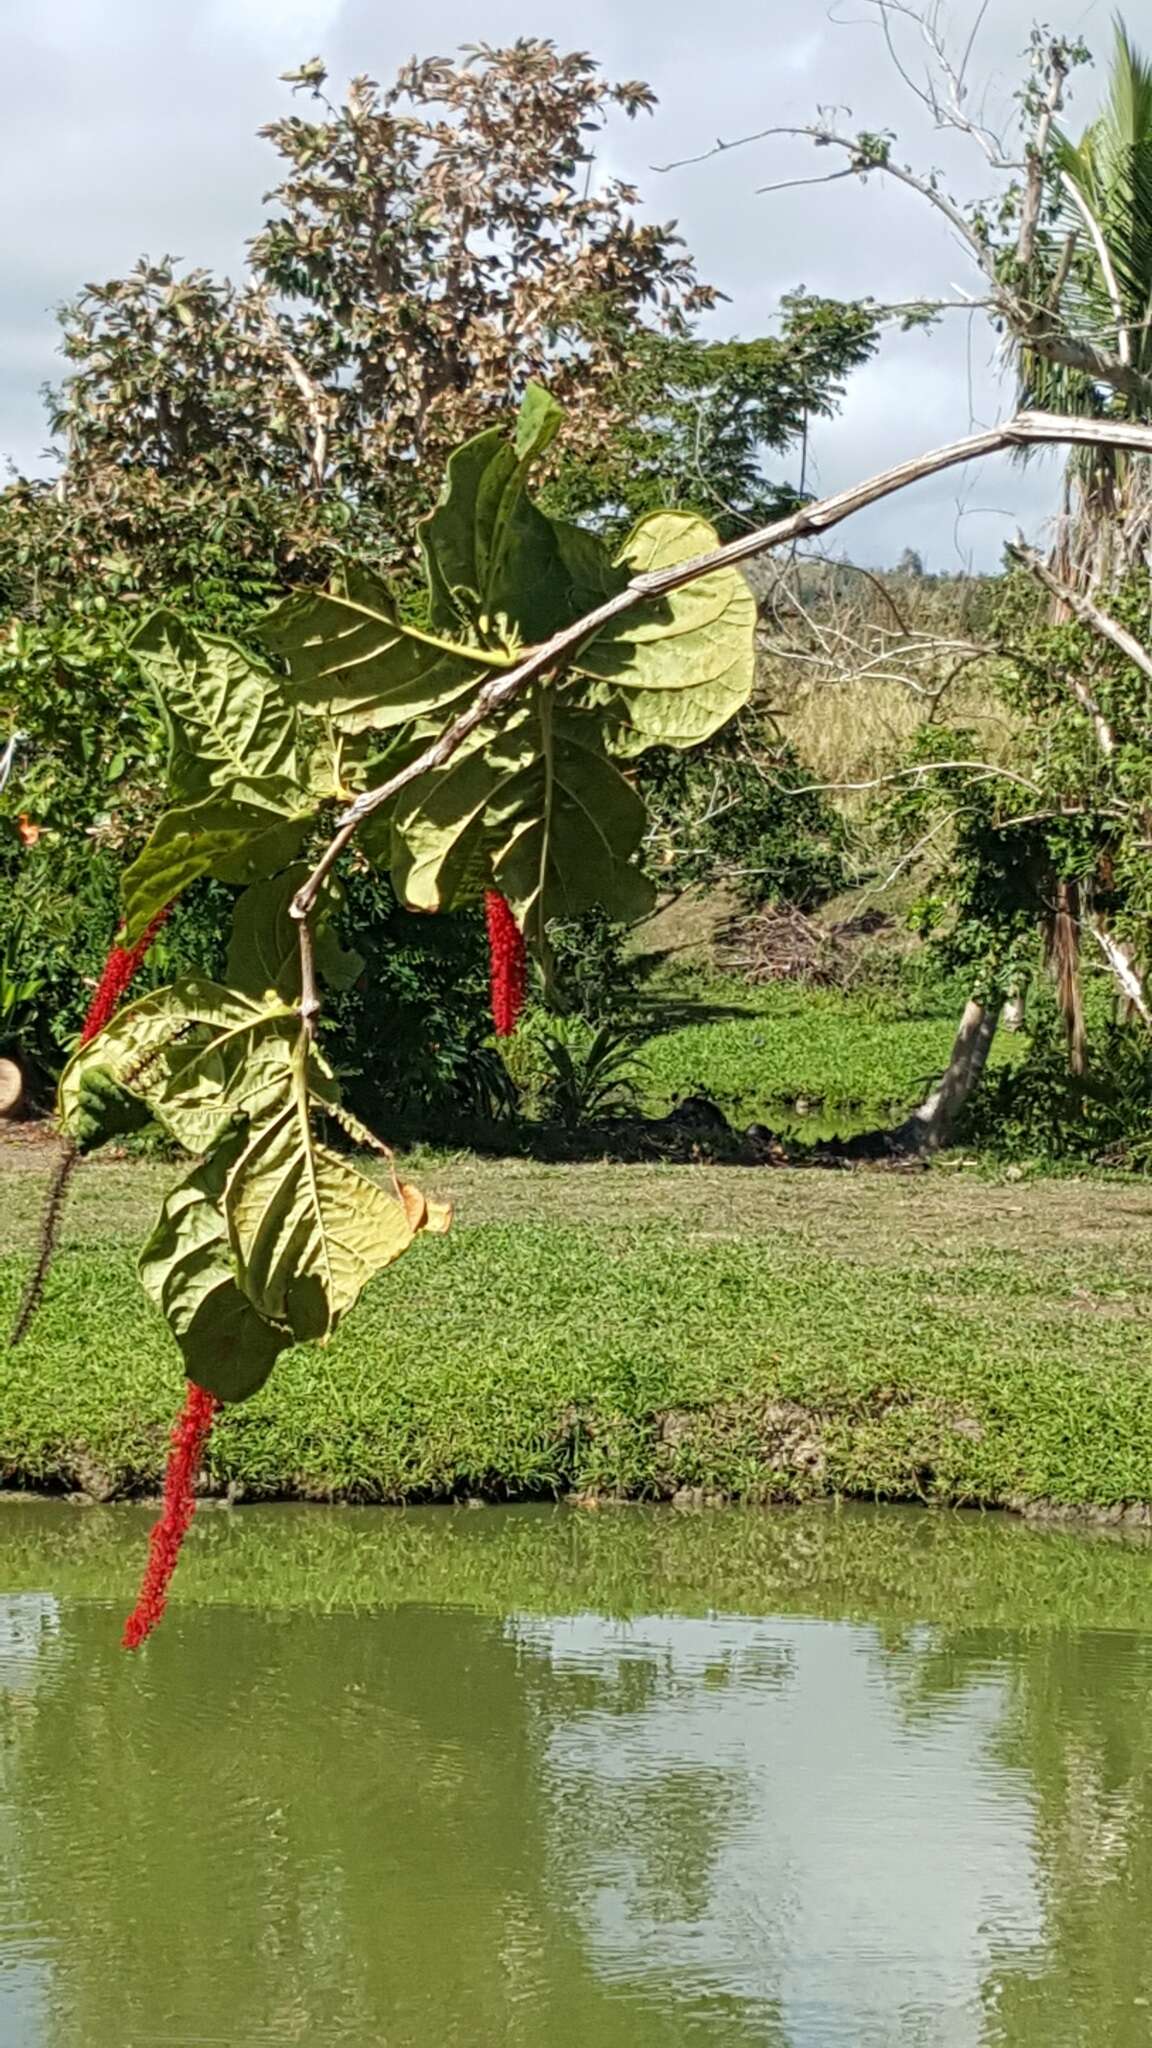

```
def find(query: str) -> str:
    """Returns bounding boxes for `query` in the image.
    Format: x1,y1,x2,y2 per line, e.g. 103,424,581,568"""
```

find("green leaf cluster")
266,385,757,948
56,385,755,1407
59,897,448,1403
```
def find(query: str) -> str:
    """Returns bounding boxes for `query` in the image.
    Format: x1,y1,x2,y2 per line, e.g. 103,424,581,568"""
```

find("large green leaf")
122,793,312,942
419,383,623,646
261,564,497,735
139,1134,293,1402
573,511,756,750
224,1098,431,1343
388,718,530,912
225,866,363,1003
487,703,655,942
513,380,565,464
58,978,324,1155
131,612,300,803
390,694,654,938
69,1069,153,1153
598,647,755,754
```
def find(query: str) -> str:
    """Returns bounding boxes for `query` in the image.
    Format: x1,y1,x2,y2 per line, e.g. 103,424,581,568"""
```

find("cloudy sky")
1,0,1116,566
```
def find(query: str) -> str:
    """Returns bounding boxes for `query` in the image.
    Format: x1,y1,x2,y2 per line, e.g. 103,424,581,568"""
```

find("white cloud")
204,0,347,53
0,0,1111,564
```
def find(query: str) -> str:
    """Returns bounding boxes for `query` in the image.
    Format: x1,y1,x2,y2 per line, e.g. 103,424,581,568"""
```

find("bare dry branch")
1089,921,1152,1026
873,0,1022,170
655,61,1152,414
1016,43,1069,268
257,303,336,490
786,762,1043,798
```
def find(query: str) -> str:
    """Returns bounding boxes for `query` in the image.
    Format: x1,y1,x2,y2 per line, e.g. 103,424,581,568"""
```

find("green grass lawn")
3,1150,1152,1512
636,977,1020,1125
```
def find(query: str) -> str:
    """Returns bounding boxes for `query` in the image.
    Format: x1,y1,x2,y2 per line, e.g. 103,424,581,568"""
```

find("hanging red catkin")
484,889,527,1037
80,900,217,1651
80,904,171,1045
9,906,175,1352
122,1381,219,1651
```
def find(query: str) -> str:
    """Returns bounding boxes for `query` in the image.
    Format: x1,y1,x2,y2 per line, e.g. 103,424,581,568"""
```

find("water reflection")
0,1503,1148,2044
521,1614,1042,2044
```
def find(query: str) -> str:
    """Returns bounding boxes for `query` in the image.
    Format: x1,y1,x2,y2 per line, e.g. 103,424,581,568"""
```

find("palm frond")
1050,21,1152,372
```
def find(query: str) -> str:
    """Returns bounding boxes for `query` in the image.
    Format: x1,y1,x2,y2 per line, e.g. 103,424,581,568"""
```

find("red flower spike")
484,889,527,1037
122,1381,219,1651
83,900,205,1653
80,905,171,1046
7,906,173,1355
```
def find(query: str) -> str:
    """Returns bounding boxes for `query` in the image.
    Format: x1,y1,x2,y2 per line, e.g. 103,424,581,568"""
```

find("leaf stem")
297,916,320,1041
535,682,556,1000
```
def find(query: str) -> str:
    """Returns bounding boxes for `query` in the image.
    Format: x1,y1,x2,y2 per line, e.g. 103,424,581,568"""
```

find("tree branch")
657,109,1152,414
786,762,1042,798
1016,43,1069,269
258,304,336,490
1088,920,1152,1027
867,0,1023,174
290,409,1152,1000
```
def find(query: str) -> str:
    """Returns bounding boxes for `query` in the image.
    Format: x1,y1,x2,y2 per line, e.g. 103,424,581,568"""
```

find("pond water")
1,1499,1151,2046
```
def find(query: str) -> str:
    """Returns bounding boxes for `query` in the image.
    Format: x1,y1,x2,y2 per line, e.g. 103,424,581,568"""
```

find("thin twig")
786,761,1042,797
657,99,1151,413
9,1143,78,1348
859,807,962,903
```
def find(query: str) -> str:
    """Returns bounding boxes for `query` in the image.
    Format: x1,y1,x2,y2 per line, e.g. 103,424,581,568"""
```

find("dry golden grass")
777,671,1015,790
755,560,1022,790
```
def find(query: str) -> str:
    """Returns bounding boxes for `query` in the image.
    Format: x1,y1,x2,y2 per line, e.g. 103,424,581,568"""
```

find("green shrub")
961,1007,1152,1168
536,1019,648,1128
321,867,499,1130
638,728,847,909
545,908,645,1022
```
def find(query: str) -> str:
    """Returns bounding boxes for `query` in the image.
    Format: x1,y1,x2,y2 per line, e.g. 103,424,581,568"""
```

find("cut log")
0,1057,25,1119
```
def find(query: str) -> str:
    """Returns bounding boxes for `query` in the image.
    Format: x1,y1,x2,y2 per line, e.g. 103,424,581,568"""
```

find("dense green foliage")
870,560,1152,1153
961,998,1152,1167
640,726,848,908
542,300,878,541
26,46,714,596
